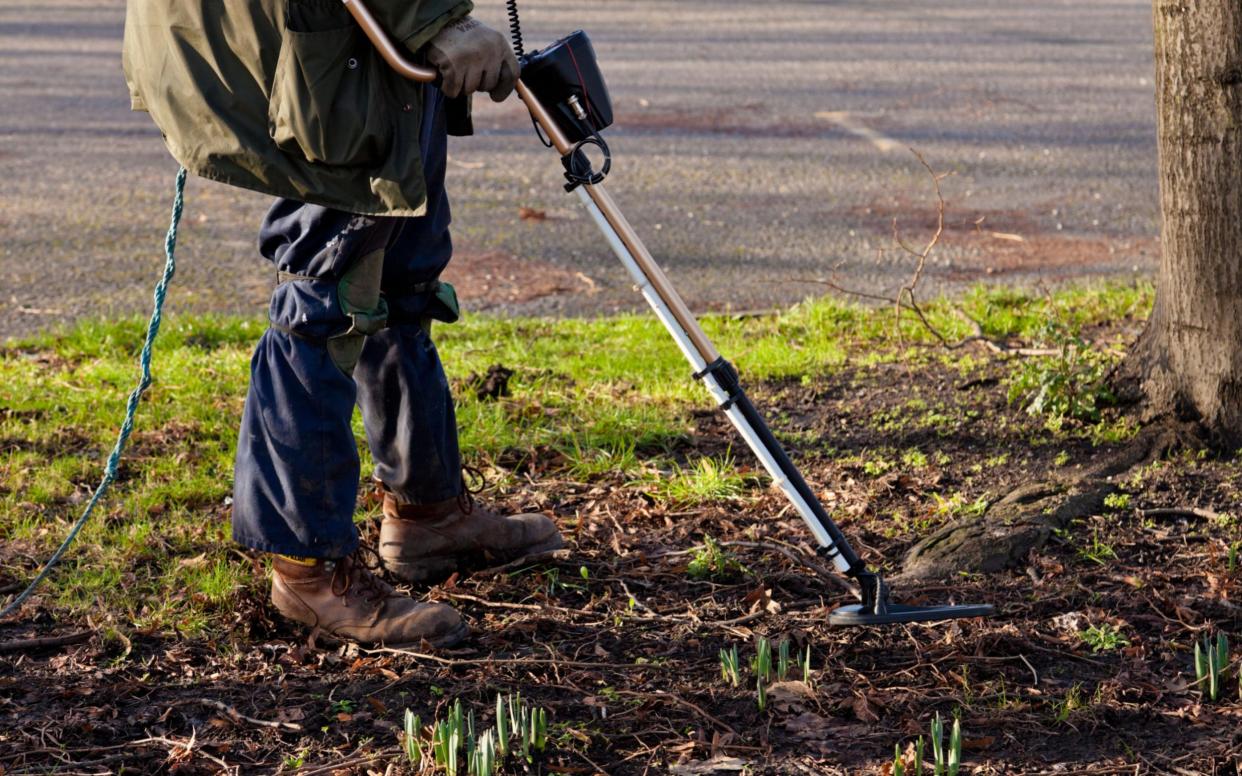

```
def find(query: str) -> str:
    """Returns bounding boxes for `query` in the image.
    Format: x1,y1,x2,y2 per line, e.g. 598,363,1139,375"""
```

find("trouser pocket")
327,247,389,375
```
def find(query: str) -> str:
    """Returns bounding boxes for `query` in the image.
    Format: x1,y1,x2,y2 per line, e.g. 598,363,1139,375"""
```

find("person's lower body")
228,201,470,646
229,86,562,647
230,202,463,556
229,203,562,645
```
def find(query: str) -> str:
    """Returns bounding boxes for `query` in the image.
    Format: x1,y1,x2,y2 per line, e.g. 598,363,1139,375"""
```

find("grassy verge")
0,282,1152,637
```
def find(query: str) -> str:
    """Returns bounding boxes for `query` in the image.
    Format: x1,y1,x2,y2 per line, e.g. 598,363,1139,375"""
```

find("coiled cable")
506,0,524,58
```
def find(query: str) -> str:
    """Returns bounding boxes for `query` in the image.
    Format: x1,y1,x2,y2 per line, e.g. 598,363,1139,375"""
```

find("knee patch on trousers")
327,247,388,374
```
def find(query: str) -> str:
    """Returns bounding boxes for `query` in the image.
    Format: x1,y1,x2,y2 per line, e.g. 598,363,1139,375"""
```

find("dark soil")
2,360,1240,775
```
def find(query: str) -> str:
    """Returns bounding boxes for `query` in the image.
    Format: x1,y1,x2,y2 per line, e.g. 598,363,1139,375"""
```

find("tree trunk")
1116,2,1242,444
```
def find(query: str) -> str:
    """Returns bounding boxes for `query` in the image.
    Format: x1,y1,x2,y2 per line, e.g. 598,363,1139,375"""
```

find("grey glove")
426,16,519,102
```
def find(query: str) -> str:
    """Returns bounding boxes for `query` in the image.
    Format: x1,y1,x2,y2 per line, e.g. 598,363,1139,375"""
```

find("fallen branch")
0,630,92,654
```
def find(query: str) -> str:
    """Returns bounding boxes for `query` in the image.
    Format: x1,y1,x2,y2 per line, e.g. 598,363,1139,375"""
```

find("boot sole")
382,536,567,585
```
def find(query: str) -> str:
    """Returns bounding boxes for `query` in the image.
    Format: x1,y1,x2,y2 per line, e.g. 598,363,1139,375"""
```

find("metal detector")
342,0,993,626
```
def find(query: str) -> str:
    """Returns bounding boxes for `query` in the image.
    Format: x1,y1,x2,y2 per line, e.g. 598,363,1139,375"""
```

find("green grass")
646,455,751,505
0,282,1152,636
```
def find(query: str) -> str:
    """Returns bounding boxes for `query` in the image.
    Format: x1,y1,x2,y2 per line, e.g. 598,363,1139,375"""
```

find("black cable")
506,0,525,58
561,134,611,190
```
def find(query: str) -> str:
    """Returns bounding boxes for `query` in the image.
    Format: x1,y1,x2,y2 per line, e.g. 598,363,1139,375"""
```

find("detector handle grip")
341,0,442,84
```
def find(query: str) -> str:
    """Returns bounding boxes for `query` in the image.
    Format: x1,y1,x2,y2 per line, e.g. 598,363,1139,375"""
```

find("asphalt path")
0,0,1159,339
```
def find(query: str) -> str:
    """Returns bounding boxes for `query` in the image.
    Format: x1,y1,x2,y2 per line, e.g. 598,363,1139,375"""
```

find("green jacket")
123,0,472,216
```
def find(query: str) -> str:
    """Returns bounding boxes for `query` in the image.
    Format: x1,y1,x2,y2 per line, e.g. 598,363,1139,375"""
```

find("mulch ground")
1,357,1240,775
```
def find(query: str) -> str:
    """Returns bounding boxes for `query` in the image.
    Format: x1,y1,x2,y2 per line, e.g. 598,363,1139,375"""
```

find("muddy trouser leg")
355,82,461,505
231,204,397,559
355,313,462,505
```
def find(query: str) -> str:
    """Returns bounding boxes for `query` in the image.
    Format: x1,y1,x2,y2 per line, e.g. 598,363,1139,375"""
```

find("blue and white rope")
0,167,186,620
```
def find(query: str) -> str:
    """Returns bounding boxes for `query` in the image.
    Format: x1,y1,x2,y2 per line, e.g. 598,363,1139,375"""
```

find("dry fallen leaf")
278,707,306,723
178,553,207,568
743,587,781,615
963,735,995,751
851,693,879,722
768,680,816,713
669,757,747,775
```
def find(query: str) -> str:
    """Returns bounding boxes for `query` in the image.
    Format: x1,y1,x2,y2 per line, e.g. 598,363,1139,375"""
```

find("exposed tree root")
897,419,1206,581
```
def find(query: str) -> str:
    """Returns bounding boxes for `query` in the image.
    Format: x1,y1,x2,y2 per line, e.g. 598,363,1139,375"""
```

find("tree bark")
1116,2,1242,445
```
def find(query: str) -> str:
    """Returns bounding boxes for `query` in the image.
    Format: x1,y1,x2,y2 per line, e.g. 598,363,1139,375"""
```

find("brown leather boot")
271,551,468,647
378,491,565,584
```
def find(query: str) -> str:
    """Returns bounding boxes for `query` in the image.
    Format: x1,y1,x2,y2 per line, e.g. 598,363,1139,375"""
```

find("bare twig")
171,698,303,732
470,548,573,578
1141,507,1223,521
131,731,234,772
292,752,384,776
617,690,738,737
361,646,654,671
720,540,856,595
791,149,1058,358
891,150,948,347
438,590,602,620
952,309,1058,357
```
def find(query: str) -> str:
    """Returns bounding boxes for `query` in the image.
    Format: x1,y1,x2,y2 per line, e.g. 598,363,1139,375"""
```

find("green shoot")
892,743,904,776
1077,530,1117,565
531,706,548,753
931,712,962,776
1219,633,1230,686
719,645,741,687
1194,632,1230,702
426,693,548,774
800,645,813,686
756,675,767,712
468,729,496,776
1054,684,1083,723
1006,321,1116,424
432,713,460,776
403,710,421,765
752,637,772,683
1102,492,1131,511
1195,638,1208,700
495,694,509,757
776,639,791,681
949,715,961,776
518,705,530,762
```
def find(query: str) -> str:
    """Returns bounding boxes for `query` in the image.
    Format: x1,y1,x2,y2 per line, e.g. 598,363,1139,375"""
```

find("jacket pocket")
268,24,392,167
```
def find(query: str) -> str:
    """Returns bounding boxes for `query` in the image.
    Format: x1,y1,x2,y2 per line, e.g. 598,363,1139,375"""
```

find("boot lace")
457,464,486,516
330,544,391,605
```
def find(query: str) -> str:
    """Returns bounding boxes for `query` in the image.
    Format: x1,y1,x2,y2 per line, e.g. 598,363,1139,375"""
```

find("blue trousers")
232,87,462,559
